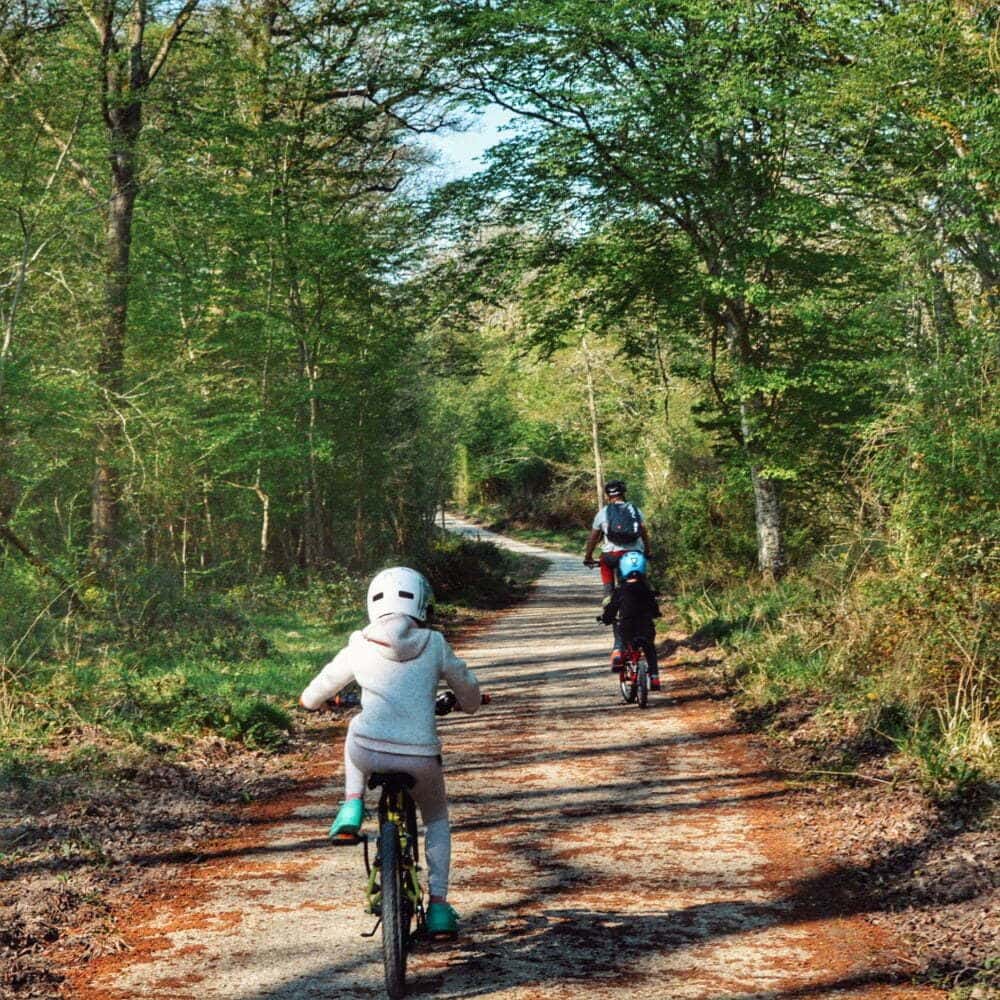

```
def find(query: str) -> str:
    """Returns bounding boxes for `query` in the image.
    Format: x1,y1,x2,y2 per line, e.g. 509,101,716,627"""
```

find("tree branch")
78,0,116,51
147,0,199,83
0,517,82,607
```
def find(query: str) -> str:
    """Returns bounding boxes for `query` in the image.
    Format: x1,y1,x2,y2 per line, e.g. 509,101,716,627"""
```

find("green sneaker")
425,901,458,936
329,799,363,838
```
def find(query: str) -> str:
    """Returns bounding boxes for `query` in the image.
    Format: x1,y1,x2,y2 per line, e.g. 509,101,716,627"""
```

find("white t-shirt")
593,502,646,554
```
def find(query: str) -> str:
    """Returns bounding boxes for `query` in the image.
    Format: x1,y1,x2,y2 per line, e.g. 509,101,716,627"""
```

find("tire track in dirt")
67,517,941,999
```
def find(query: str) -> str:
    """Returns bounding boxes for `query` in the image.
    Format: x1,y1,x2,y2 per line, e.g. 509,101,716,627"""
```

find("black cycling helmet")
604,479,626,497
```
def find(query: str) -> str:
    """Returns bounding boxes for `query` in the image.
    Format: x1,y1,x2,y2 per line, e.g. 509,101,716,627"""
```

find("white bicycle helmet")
366,567,433,624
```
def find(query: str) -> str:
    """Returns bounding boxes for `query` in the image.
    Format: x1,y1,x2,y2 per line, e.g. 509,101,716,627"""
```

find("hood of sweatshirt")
362,613,432,662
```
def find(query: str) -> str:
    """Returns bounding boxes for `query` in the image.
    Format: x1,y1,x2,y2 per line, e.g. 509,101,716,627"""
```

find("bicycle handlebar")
331,691,491,714
584,555,653,568
436,691,491,716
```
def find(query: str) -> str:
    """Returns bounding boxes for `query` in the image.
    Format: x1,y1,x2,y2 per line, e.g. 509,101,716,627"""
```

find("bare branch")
147,0,199,83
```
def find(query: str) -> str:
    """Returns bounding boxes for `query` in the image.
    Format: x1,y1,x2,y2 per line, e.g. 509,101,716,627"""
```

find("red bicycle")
617,640,650,709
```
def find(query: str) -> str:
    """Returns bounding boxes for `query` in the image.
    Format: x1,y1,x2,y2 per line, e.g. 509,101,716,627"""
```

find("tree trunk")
581,337,605,506
86,0,201,574
0,220,34,525
295,335,323,570
724,309,786,580
744,414,786,579
91,113,140,573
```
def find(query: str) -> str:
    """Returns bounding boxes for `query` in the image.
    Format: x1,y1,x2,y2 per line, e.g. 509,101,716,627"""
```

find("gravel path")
70,518,940,999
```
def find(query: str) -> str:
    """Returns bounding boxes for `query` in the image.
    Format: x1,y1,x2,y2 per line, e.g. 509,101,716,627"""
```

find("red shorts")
599,550,630,585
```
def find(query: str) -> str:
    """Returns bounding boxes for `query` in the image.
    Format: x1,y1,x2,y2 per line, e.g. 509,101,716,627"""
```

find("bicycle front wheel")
379,821,409,999
619,667,637,704
637,660,649,709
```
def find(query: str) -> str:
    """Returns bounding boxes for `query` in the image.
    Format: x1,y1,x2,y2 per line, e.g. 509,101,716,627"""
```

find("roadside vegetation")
446,334,998,802
1,535,543,784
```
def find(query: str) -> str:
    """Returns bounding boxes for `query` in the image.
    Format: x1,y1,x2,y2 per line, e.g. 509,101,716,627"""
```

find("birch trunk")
581,337,605,506
724,310,786,580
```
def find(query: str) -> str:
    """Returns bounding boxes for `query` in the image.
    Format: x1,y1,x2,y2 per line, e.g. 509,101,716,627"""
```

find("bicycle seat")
368,771,416,793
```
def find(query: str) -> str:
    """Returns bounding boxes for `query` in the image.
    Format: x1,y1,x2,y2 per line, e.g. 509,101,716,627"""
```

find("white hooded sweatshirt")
300,614,480,756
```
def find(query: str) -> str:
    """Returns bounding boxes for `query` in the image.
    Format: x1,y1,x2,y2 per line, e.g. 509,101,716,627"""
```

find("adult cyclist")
582,480,653,667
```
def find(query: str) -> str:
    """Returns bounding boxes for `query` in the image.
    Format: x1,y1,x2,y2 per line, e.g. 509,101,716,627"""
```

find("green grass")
459,507,583,555
676,568,999,799
1,535,546,783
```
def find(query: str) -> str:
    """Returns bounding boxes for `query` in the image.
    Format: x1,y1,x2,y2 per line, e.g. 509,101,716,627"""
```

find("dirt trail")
68,518,940,999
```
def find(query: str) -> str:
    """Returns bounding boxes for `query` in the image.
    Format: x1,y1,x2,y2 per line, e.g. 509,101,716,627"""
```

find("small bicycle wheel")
636,659,649,709
619,665,637,704
379,821,409,999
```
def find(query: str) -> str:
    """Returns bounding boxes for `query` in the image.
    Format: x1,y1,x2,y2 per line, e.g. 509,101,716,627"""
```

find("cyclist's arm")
440,637,481,714
583,527,603,562
640,522,653,559
300,648,355,710
645,586,662,619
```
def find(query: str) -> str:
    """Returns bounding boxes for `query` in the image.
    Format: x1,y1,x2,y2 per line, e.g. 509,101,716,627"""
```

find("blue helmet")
618,551,647,578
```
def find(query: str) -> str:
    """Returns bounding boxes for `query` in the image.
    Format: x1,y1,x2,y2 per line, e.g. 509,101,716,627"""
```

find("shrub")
417,533,543,609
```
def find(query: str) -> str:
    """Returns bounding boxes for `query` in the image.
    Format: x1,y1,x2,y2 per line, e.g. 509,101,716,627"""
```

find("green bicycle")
332,691,490,999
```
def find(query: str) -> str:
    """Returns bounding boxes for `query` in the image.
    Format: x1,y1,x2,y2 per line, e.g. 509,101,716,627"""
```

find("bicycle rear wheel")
637,659,649,709
379,821,409,999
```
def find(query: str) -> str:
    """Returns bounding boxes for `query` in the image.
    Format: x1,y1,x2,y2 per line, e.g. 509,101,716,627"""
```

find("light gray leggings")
344,730,450,898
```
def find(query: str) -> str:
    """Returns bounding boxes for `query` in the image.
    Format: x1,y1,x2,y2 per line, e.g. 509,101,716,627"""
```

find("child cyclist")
298,566,481,936
599,551,662,690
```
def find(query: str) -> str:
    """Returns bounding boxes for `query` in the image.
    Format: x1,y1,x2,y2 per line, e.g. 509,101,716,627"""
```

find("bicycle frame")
369,787,424,924
358,784,426,938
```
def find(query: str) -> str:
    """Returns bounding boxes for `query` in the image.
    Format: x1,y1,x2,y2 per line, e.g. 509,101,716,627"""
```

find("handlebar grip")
436,691,492,715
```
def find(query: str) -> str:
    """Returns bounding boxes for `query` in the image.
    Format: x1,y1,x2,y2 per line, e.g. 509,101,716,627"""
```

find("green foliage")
0,0,996,873
650,467,758,592
678,558,998,798
861,328,999,577
418,532,546,611
1,534,543,763
0,567,366,755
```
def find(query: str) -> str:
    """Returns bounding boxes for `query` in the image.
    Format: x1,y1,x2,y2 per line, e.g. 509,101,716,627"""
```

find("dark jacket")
601,574,661,644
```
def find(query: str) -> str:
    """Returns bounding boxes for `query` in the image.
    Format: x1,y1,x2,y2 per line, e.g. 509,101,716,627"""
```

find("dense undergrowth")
666,338,998,799
676,567,997,798
0,533,544,786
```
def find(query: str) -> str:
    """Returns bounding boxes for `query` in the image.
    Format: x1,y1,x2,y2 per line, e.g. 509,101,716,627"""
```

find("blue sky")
422,104,514,180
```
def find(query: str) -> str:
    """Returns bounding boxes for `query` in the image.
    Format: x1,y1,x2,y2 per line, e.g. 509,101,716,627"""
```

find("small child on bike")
599,551,662,690
299,566,481,936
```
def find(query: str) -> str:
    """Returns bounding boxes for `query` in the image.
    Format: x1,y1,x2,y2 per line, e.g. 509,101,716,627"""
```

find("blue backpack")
605,503,641,545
